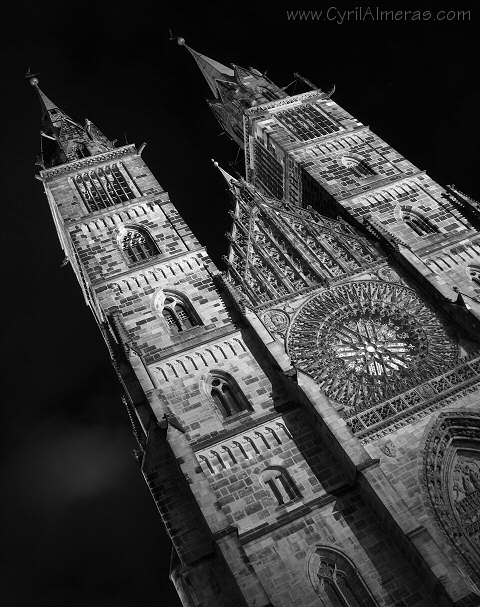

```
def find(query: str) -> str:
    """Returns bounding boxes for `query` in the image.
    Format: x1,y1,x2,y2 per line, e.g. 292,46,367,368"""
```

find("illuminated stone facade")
32,43,480,606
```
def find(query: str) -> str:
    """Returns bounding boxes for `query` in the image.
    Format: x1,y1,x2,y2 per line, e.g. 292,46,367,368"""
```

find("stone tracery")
288,280,457,411
422,411,480,585
225,182,380,306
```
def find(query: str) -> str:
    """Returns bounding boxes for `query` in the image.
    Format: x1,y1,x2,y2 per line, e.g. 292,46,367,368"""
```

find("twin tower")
32,42,480,607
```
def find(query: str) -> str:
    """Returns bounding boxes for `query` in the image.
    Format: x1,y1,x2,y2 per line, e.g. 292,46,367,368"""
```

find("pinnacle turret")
222,177,381,306
30,77,115,168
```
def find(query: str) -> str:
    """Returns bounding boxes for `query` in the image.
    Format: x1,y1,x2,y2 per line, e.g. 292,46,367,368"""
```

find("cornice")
39,145,137,180
92,246,207,291
245,90,326,117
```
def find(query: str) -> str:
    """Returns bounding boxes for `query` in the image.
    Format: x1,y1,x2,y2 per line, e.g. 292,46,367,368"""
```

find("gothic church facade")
30,41,480,607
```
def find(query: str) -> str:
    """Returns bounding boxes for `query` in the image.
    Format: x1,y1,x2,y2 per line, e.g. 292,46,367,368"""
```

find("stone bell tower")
33,39,480,607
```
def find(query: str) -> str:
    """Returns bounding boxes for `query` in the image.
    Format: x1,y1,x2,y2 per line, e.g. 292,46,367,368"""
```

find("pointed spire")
175,38,287,146
176,37,235,98
30,76,77,135
211,159,239,189
29,76,115,169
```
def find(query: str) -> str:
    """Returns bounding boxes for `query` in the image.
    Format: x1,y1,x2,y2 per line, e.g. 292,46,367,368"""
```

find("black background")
2,1,479,605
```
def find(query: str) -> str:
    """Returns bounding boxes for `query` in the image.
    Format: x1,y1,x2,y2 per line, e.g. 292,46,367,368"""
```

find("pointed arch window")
74,143,90,159
308,547,378,607
160,293,199,333
342,156,376,178
73,163,138,212
275,104,340,141
468,266,480,287
119,227,159,263
208,373,252,418
261,467,300,505
402,210,438,236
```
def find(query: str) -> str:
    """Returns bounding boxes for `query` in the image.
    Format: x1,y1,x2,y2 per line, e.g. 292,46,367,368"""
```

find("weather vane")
25,67,41,86
168,28,185,45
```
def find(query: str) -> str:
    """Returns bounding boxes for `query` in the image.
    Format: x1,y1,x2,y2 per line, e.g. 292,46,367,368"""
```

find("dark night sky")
2,2,480,606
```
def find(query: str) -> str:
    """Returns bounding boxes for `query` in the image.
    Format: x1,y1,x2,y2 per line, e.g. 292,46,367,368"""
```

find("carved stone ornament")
379,440,397,458
287,281,457,412
422,411,480,584
262,309,290,337
376,266,401,282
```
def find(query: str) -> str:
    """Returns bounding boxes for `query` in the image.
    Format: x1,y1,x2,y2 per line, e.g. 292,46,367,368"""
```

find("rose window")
330,316,415,377
288,281,457,412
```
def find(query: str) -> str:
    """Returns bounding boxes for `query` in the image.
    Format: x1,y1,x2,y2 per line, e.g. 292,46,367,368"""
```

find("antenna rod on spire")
293,72,320,91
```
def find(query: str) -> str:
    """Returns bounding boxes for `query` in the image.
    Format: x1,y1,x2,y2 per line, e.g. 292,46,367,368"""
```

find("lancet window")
275,104,340,141
73,164,137,212
208,373,252,418
468,266,480,287
317,561,363,607
161,293,199,333
402,210,437,236
261,467,300,505
342,156,376,178
253,141,284,199
118,227,159,263
309,548,378,607
74,143,90,159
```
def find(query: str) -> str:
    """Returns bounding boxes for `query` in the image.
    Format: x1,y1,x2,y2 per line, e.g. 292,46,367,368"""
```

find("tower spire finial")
29,75,115,168
176,43,288,147
177,40,235,98
212,159,239,189
25,66,40,83
28,73,68,132
168,28,185,46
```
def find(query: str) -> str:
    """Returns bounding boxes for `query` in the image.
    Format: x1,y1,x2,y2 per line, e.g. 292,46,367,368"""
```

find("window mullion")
88,172,106,209
266,478,284,505
97,168,114,207
278,474,297,500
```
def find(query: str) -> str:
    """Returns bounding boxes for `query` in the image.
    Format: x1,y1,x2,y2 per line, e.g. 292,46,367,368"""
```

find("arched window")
161,293,198,333
308,547,378,607
74,143,90,159
208,373,252,418
467,266,480,287
261,467,300,505
119,227,159,263
342,156,376,178
402,210,438,236
73,164,137,211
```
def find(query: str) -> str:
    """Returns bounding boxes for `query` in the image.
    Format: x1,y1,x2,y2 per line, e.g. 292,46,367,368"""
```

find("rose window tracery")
332,316,414,377
288,281,457,411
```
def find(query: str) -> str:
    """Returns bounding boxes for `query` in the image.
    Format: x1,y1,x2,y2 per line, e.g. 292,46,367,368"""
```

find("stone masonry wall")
195,408,349,536
241,487,439,607
95,250,235,365
363,390,480,582
148,330,290,439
